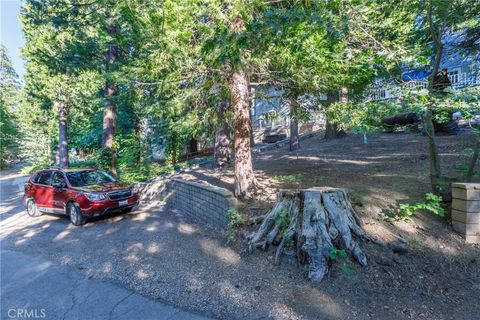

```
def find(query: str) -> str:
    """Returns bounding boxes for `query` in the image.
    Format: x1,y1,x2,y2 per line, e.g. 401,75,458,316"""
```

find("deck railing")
364,72,479,102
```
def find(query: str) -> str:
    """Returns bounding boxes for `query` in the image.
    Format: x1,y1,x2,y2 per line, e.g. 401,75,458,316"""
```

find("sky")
1,0,25,79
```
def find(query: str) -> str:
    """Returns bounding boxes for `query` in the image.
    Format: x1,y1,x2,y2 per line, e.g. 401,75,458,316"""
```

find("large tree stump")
248,188,369,281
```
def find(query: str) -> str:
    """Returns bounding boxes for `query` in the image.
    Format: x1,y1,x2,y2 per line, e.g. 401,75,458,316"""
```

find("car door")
51,171,68,214
33,170,53,210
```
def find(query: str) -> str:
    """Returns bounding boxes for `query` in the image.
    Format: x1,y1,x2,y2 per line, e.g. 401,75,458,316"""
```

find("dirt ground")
175,130,480,319
2,130,479,320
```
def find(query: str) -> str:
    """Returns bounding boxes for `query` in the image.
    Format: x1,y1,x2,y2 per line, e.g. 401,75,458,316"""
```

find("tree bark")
103,22,118,175
466,138,480,182
214,101,232,168
103,88,117,174
231,70,257,198
249,107,255,147
187,138,198,155
423,110,442,192
289,99,299,151
249,188,369,282
56,101,69,168
424,0,449,194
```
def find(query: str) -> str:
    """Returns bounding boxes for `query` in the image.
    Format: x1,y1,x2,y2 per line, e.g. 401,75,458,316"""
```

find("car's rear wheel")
26,199,42,217
68,203,86,226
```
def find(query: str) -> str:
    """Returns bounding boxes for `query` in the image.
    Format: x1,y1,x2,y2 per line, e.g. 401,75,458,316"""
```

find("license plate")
119,200,128,206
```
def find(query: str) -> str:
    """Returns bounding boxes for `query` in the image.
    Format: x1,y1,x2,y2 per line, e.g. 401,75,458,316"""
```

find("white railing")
364,72,479,102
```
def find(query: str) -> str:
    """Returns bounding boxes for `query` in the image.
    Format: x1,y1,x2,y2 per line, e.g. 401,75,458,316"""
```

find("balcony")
364,71,480,102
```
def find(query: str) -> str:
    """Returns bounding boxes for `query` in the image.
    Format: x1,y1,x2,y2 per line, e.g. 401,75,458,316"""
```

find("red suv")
24,167,139,226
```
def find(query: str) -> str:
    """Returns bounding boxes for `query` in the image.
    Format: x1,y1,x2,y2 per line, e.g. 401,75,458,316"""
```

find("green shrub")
329,247,347,260
328,247,355,274
392,193,444,221
224,209,245,244
69,160,97,168
275,207,291,230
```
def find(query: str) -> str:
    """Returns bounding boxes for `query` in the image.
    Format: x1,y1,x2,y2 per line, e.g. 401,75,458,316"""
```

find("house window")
448,69,460,84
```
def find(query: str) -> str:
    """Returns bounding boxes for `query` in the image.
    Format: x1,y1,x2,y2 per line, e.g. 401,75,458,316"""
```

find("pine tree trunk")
423,109,442,192
231,70,256,198
249,107,255,147
466,137,480,182
103,88,117,174
289,117,299,151
424,0,447,194
289,95,299,151
187,138,198,155
103,22,118,175
56,101,69,168
214,101,232,168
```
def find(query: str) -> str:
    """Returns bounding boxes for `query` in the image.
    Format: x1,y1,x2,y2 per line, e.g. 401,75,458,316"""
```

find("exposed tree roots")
248,188,369,281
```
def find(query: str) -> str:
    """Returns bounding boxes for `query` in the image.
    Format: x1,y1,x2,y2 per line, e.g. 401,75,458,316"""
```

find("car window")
35,171,52,186
31,173,39,183
66,170,116,187
52,172,67,188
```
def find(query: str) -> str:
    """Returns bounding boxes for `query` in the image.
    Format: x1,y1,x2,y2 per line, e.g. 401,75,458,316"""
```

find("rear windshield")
66,170,116,187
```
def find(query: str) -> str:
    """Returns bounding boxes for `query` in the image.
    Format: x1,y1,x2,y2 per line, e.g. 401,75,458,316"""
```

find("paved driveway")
0,171,211,320
0,170,355,320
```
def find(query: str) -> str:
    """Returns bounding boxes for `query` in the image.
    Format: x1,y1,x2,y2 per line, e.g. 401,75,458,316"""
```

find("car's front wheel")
67,203,87,226
26,199,42,217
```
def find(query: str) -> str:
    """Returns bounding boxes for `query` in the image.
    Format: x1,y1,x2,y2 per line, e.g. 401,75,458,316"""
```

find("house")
250,86,326,143
365,30,480,102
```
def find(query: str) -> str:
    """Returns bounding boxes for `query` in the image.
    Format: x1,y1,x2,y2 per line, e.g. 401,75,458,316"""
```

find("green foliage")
339,265,356,275
0,45,22,167
224,209,245,244
329,99,408,134
329,86,480,135
20,162,51,175
69,160,97,168
274,207,291,230
0,102,20,168
328,247,355,275
385,193,445,221
94,148,113,172
274,173,303,184
13,0,480,198
328,248,348,260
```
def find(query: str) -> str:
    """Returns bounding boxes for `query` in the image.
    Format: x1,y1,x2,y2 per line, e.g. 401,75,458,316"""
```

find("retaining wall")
136,178,238,228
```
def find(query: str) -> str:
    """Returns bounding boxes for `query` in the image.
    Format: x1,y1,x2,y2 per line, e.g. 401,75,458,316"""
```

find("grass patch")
274,173,304,184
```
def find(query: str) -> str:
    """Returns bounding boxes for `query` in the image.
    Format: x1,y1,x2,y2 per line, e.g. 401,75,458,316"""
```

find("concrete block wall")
136,178,238,229
452,183,480,244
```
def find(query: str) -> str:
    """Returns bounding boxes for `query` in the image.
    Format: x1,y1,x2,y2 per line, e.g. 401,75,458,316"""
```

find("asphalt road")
0,170,211,320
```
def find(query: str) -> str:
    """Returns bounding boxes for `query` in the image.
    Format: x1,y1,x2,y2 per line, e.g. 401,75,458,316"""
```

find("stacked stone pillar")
452,183,480,244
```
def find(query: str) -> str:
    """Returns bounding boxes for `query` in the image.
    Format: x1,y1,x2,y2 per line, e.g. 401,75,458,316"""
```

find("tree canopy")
2,0,477,196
